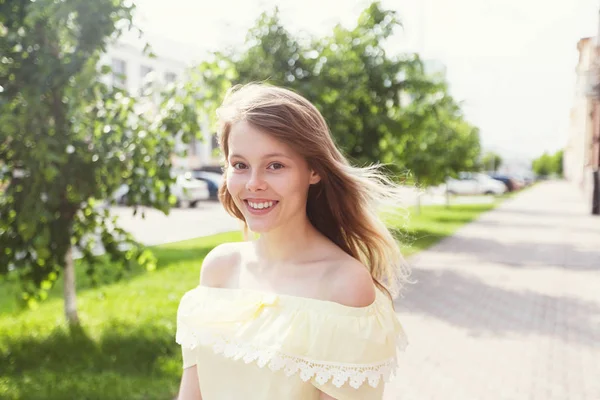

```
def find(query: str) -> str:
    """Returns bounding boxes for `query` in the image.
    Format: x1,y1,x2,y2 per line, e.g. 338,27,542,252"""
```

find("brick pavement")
385,181,600,400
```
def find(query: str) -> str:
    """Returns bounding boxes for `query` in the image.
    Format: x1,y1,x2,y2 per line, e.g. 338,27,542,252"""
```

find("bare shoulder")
327,256,376,308
199,242,244,288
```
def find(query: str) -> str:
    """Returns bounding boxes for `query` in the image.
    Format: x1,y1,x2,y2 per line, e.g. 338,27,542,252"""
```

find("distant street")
110,188,496,246
110,201,240,246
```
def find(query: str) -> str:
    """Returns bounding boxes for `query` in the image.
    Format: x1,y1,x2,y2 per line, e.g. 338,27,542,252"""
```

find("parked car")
113,173,210,207
446,172,507,195
191,170,223,200
511,175,527,189
521,174,535,186
171,173,210,207
488,174,518,192
195,165,224,174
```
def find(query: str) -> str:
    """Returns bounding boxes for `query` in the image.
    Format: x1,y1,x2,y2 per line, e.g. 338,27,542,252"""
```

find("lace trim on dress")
176,327,407,389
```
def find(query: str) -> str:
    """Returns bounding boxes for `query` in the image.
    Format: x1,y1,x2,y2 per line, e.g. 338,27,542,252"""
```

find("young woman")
176,83,409,400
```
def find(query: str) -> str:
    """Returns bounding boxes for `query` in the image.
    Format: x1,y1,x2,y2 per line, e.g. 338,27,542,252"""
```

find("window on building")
165,71,177,84
140,65,153,78
111,58,127,88
140,65,154,94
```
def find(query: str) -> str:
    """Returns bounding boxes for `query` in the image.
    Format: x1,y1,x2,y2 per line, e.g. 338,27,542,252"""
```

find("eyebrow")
229,152,293,160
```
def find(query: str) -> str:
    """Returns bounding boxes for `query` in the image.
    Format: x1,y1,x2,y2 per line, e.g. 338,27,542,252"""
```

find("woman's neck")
254,214,319,264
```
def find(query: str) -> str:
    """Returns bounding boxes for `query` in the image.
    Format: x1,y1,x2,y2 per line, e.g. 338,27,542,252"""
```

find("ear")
309,169,321,185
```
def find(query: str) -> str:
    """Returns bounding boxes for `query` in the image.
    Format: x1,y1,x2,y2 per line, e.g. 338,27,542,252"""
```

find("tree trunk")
415,193,422,215
63,246,80,325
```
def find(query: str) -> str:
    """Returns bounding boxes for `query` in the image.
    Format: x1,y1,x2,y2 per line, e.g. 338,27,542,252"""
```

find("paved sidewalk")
385,181,600,400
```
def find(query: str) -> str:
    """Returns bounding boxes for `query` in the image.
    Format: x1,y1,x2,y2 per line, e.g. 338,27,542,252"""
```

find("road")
110,201,241,246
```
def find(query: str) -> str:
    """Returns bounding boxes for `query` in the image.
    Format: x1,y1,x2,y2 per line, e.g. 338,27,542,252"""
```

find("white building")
564,36,598,208
98,40,219,171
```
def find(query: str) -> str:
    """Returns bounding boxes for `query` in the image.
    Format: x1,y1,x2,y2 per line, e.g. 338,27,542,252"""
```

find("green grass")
0,231,243,400
0,198,505,400
400,202,498,256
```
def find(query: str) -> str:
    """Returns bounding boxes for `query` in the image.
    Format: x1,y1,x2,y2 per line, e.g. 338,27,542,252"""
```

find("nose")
246,170,267,192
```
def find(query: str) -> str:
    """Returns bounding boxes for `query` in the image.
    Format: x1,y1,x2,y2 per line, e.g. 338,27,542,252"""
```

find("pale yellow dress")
176,285,407,400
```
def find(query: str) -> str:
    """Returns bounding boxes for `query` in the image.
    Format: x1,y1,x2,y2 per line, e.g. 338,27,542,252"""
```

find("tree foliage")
0,0,180,317
159,55,236,150
532,150,563,177
183,2,481,187
0,0,483,317
481,152,503,172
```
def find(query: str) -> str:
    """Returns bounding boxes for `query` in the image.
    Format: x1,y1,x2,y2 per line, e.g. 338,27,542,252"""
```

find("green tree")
553,150,564,177
532,152,553,177
197,2,480,187
159,55,237,153
396,83,481,188
532,150,563,177
300,3,421,166
481,151,503,172
0,0,181,324
233,8,307,88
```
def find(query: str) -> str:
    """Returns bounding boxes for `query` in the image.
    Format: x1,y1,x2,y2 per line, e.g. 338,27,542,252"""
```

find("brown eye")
232,162,247,170
268,162,284,170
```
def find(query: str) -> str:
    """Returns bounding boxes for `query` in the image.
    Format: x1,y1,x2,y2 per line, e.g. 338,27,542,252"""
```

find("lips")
243,199,279,215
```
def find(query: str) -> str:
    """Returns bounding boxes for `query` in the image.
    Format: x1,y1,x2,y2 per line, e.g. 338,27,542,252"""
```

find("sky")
132,0,599,161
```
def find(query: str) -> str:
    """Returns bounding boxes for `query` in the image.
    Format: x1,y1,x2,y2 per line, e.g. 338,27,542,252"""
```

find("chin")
246,221,275,234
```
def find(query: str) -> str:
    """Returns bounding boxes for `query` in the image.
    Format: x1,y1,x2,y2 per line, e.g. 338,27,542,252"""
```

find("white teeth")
248,201,275,210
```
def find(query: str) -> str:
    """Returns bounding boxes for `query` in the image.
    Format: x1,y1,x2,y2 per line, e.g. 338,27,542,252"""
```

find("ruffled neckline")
176,283,408,389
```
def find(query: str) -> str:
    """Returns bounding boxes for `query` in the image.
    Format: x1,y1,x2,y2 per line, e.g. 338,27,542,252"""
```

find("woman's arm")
177,243,241,399
177,365,202,400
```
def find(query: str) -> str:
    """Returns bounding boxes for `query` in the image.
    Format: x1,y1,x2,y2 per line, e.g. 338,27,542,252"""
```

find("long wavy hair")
216,83,410,298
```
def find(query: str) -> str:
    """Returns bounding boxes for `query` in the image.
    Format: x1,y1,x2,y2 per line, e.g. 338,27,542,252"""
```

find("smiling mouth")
243,199,279,214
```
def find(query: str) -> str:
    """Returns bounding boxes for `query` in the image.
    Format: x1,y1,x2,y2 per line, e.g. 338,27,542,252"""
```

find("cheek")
273,173,309,196
226,173,245,196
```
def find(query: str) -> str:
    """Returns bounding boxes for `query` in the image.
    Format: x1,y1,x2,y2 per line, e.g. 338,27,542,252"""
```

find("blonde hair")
216,83,411,298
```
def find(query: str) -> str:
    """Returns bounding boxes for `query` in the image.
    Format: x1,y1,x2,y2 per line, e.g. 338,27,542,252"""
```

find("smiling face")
225,120,320,233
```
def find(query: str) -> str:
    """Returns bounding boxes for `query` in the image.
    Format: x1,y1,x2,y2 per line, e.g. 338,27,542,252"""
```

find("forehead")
228,121,293,157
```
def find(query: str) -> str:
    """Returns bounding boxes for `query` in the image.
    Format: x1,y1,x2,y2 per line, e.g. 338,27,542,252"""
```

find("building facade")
98,41,220,171
565,36,600,214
